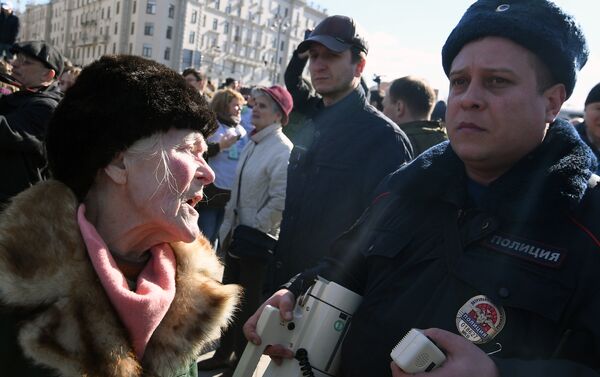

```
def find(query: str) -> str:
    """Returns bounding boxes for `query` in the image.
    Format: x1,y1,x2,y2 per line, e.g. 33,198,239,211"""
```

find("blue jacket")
272,86,412,288
289,119,600,376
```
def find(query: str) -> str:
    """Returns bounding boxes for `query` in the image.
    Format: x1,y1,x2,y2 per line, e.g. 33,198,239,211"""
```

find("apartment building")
20,0,327,86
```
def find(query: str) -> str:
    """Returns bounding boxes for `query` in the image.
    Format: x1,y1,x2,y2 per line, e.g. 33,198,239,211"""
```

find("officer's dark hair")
528,52,558,94
388,76,436,119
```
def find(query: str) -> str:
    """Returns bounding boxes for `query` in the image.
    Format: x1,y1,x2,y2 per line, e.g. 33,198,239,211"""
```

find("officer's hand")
390,328,499,377
242,289,296,364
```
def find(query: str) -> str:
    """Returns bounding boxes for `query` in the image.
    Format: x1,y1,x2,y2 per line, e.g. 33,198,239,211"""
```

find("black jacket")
0,10,19,46
0,86,62,207
576,122,600,173
271,85,412,288
288,119,600,376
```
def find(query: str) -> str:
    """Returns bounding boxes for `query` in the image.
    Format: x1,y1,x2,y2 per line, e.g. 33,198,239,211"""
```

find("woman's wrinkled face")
124,129,215,243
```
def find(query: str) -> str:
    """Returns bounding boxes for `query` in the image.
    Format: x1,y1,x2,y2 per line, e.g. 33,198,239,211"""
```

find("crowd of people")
0,0,599,377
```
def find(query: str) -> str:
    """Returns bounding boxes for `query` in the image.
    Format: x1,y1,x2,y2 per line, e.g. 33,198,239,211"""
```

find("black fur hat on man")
442,0,588,99
46,55,217,201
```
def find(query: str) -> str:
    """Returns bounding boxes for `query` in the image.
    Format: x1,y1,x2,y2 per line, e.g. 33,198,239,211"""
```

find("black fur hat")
442,0,588,99
46,55,217,201
585,83,600,106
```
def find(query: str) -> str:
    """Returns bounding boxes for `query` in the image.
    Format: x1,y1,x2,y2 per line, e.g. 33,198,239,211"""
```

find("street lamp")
270,15,289,85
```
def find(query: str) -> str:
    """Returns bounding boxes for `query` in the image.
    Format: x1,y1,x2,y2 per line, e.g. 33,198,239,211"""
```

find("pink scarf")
77,205,177,360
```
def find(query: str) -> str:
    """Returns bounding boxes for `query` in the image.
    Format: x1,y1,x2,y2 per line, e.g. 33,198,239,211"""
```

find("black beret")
11,40,64,76
585,83,600,106
442,0,588,99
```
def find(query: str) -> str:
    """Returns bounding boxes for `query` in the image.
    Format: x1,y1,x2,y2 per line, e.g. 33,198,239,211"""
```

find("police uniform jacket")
288,119,600,376
272,86,412,288
0,85,62,207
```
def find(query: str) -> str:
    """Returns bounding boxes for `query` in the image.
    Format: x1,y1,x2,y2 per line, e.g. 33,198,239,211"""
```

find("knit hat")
257,85,293,126
46,55,217,201
11,41,64,75
298,15,368,54
442,0,588,99
585,83,600,106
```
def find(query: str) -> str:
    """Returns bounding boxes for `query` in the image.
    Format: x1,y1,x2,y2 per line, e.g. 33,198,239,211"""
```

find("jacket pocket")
455,252,571,323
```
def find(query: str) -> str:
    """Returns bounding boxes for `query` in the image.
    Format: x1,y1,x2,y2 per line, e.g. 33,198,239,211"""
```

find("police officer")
244,1,600,376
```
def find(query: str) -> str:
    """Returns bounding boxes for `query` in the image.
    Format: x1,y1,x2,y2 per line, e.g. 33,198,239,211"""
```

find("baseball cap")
10,41,64,76
297,15,368,54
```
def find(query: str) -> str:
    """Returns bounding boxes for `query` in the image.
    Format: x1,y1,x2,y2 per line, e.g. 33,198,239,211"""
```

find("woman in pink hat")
198,85,294,376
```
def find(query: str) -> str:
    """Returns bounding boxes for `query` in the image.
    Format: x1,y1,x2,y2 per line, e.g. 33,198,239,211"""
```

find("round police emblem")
496,4,510,12
456,295,506,344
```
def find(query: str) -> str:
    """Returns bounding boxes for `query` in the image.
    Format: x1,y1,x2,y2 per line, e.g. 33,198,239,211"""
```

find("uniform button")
498,287,510,298
275,261,283,268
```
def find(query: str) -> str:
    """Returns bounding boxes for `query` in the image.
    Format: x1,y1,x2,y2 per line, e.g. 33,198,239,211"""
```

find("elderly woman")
197,88,247,249
0,55,239,377
197,85,293,375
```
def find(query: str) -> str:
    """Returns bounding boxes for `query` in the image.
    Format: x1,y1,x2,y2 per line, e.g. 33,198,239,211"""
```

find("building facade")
20,0,327,86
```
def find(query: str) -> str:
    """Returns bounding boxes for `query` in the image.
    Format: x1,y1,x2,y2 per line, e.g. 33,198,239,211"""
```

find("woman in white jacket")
197,85,293,375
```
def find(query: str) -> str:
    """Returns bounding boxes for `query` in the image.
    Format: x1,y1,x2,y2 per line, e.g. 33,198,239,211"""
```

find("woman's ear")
103,153,128,185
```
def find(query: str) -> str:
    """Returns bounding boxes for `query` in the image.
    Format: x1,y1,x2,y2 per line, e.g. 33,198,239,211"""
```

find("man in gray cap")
0,41,63,208
244,2,600,377
267,15,412,291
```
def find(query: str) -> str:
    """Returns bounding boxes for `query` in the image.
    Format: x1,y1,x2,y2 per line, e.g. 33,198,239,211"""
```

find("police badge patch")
456,295,506,344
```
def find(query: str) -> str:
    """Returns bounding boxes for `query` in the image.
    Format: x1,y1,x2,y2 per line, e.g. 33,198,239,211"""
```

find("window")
226,4,231,13
215,0,220,10
146,0,156,14
130,22,134,34
116,1,120,14
133,0,136,13
202,15,206,27
182,49,193,68
191,10,197,23
168,4,175,18
144,22,154,36
224,21,229,33
107,6,111,18
212,19,218,30
114,22,118,35
189,31,196,44
164,47,171,60
166,25,173,39
142,44,152,57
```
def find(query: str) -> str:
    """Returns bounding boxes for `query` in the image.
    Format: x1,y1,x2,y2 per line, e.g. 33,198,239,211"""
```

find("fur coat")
0,180,240,377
